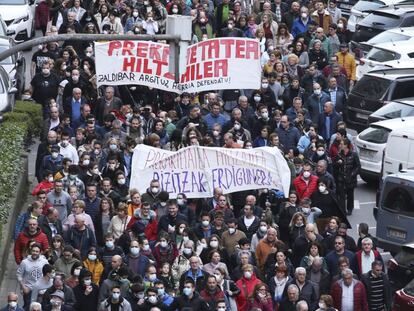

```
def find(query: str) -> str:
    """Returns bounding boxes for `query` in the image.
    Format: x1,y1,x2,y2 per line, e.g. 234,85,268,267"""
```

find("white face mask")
133,11,139,17
48,176,54,183
316,150,325,156
130,246,140,256
42,68,50,75
160,202,167,207
83,159,90,166
88,254,97,261
112,293,120,300
228,228,236,234
148,296,158,304
260,225,268,233
84,279,92,286
51,152,59,159
118,178,126,185
143,244,150,251
254,95,261,102
234,123,241,131
160,241,168,248
319,185,327,193
261,83,269,89
151,187,159,193
303,171,311,178
337,22,344,29
177,199,184,205
8,302,17,308
261,112,268,119
301,12,307,19
172,8,178,13
319,302,326,309
210,240,219,248
202,220,210,227
213,130,219,137
314,89,321,96
183,247,192,255
244,271,252,279
183,236,189,242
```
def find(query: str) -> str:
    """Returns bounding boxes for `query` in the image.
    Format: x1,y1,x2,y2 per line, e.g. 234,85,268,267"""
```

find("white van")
382,127,414,177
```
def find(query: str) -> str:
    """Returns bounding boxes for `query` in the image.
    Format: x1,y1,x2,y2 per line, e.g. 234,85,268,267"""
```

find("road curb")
0,152,29,284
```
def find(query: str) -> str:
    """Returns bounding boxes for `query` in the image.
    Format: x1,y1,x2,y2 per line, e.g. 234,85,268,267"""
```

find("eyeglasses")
335,242,343,245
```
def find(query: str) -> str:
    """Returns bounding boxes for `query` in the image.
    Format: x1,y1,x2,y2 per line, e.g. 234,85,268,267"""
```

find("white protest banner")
130,145,291,199
95,38,261,93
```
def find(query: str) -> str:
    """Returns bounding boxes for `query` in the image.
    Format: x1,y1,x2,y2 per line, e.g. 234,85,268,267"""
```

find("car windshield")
368,32,410,45
354,0,385,12
0,46,13,64
358,126,390,143
0,0,27,4
366,47,399,62
382,181,414,215
405,279,414,296
363,12,402,28
352,76,391,100
374,101,414,119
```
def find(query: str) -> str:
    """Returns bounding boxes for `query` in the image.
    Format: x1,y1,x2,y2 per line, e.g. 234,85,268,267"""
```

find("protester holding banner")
23,0,367,309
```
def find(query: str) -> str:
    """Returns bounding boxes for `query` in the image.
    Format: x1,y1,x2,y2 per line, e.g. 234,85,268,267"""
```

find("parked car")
368,97,414,124
351,27,414,60
355,117,414,182
0,36,25,97
352,4,414,43
388,245,414,291
348,0,414,32
356,41,414,79
346,68,414,132
336,0,360,17
0,0,36,41
0,65,17,115
375,170,414,253
393,278,414,311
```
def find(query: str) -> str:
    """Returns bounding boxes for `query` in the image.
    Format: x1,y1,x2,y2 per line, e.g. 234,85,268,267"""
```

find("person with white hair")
66,213,97,259
296,300,309,311
283,267,318,310
29,302,42,311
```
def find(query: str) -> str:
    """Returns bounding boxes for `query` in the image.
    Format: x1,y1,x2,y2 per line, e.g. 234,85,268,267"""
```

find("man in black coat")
169,279,209,310
318,101,343,143
38,207,63,244
325,76,347,115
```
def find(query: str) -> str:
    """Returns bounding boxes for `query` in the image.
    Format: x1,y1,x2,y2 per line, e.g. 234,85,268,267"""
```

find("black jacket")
38,215,63,244
333,150,361,189
168,292,209,311
73,283,99,311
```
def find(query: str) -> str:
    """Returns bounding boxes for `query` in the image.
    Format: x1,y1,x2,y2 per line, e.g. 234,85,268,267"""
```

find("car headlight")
12,15,29,25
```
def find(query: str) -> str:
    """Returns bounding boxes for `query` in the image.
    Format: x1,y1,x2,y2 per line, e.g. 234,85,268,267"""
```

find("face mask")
179,227,185,234
254,95,261,102
130,247,140,256
260,225,267,233
244,271,252,279
84,279,92,285
69,174,77,180
61,140,69,147
94,149,101,155
160,201,167,207
177,199,184,205
213,130,219,137
202,220,210,227
120,277,129,283
42,68,50,75
319,185,327,193
319,302,326,309
258,292,266,298
92,168,100,175
228,228,236,234
112,293,120,300
83,159,90,166
234,123,241,131
214,273,222,282
295,222,303,227
51,152,59,159
118,178,126,185
183,236,189,242
160,241,168,248
157,288,165,296
148,296,158,304
301,12,307,18
261,83,269,89
218,308,226,311
183,247,192,255
72,75,79,82
228,24,233,29
149,273,157,281
303,171,311,178
316,150,325,156
183,287,193,296
314,89,321,96
135,292,145,299
106,241,114,249
8,301,17,308
261,112,268,119
337,23,344,29
143,244,150,251
109,144,118,150
88,254,97,261
48,177,54,183
133,11,139,17
74,268,81,276
151,187,159,193
210,240,219,248
51,299,61,306
301,207,310,214
200,18,206,23
172,8,178,13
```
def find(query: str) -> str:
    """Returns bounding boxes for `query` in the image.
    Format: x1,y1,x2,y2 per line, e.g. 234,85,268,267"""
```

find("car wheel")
360,173,379,185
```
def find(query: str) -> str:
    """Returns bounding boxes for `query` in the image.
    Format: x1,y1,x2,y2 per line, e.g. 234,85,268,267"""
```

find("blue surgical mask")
183,287,192,296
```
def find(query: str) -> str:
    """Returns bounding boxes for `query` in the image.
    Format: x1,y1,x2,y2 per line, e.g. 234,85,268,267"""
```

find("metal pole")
0,33,182,78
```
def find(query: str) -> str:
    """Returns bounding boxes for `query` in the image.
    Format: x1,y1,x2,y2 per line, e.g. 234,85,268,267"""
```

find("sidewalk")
0,140,39,304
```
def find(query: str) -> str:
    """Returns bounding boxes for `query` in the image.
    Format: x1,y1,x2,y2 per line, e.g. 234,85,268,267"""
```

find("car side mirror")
9,87,17,94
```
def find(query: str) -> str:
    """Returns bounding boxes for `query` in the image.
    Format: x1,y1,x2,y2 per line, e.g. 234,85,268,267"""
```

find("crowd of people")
2,0,391,310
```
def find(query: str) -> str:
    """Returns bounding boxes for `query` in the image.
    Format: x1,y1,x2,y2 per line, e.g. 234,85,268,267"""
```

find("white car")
355,116,414,182
348,0,411,32
0,0,36,41
0,65,17,115
356,41,414,80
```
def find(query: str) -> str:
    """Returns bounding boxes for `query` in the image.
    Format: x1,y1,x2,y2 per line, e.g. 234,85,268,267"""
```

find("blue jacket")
83,196,101,224
318,111,343,141
14,211,31,240
305,92,331,123
253,137,268,148
126,254,150,278
326,249,356,276
292,17,312,37
203,113,229,131
276,123,301,153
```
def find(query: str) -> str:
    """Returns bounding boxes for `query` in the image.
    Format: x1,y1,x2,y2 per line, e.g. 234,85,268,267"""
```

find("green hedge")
0,101,42,223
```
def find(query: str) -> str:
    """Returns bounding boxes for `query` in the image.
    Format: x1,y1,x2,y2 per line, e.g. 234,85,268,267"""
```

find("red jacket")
355,249,382,276
126,213,158,242
331,279,369,311
152,243,178,272
200,288,226,307
236,274,261,311
249,296,274,311
14,228,49,264
31,181,54,196
293,174,319,200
